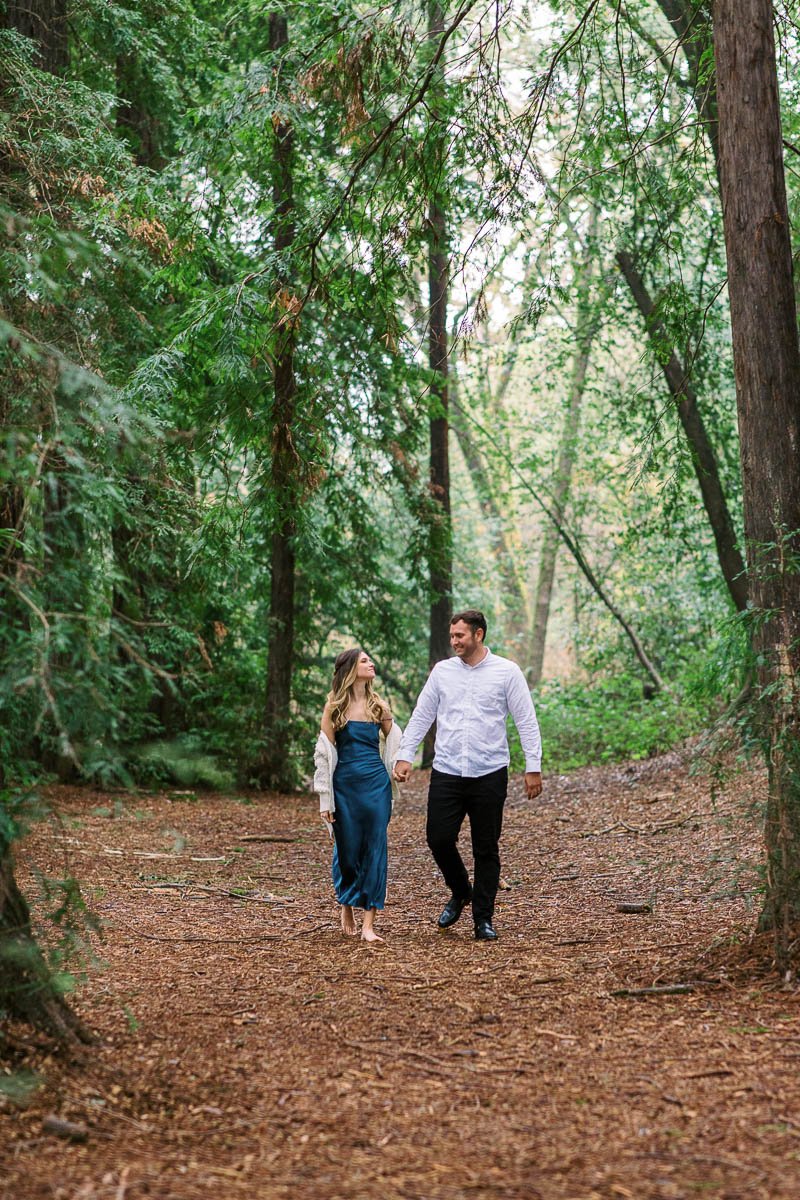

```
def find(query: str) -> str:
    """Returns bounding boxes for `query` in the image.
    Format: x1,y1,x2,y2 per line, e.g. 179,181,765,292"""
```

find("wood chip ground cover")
2,750,800,1199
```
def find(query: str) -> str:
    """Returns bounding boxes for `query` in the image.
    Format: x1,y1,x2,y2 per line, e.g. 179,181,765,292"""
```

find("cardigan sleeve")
313,733,336,813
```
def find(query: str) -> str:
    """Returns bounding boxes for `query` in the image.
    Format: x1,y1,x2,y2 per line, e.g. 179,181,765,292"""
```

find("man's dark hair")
450,609,487,639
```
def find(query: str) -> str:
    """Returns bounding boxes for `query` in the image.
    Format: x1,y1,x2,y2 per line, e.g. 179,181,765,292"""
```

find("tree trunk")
2,0,68,74
0,839,94,1044
260,11,298,791
39,446,79,779
527,215,599,685
713,0,800,965
616,249,747,613
422,0,452,768
528,313,593,686
450,385,531,633
116,54,164,169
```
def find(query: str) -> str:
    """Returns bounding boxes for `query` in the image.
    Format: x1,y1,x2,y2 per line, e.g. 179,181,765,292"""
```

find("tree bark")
260,12,298,791
422,0,452,768
616,249,747,614
2,0,68,74
713,0,800,964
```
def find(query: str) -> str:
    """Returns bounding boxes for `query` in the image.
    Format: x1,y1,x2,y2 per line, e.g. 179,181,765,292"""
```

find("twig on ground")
581,814,700,838
131,884,293,904
234,835,299,844
611,984,695,997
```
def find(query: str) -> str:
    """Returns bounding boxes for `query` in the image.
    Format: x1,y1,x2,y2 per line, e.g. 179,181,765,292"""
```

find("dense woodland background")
2,0,800,1032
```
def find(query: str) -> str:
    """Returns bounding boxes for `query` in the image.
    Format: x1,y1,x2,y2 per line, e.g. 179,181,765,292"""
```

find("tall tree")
616,249,747,613
713,0,800,965
529,214,598,684
260,10,299,790
423,0,452,766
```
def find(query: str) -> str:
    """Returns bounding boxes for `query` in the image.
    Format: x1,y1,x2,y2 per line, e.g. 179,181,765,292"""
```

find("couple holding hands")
313,610,543,943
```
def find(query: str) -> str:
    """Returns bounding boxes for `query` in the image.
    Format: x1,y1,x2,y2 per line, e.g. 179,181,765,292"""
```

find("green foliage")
2,0,797,801
132,737,236,790
533,671,710,776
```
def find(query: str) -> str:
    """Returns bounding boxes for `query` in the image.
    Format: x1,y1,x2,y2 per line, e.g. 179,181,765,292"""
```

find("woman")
313,648,402,943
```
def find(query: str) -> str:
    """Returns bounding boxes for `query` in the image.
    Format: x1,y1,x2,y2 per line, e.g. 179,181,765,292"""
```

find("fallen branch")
131,883,293,904
42,1116,88,1143
102,848,227,861
234,835,298,844
580,814,700,838
121,922,328,943
611,984,695,997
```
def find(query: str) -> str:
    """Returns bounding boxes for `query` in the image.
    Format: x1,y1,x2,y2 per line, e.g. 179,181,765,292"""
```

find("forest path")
3,752,800,1200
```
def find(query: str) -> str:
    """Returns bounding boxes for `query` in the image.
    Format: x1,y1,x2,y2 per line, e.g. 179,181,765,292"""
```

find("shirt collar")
458,646,492,670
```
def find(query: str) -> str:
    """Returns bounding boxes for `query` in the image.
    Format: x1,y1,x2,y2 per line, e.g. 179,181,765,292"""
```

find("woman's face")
355,652,376,682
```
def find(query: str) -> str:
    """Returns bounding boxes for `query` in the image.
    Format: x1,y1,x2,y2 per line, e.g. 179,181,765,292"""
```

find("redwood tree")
260,10,299,790
713,0,800,964
422,0,452,767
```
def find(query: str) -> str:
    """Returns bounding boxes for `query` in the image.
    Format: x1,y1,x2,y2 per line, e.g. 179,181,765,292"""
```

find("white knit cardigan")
313,721,403,816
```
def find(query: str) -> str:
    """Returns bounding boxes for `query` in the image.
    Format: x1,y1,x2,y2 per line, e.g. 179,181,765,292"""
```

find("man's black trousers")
426,766,508,924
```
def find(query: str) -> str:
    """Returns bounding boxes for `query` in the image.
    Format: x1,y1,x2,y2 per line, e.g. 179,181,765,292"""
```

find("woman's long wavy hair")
327,647,386,732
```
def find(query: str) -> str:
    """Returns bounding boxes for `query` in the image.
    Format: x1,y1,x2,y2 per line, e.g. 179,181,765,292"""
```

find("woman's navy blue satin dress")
332,721,392,910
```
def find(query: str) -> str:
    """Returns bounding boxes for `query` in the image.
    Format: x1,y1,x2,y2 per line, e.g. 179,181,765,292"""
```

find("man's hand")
393,759,412,783
524,771,542,800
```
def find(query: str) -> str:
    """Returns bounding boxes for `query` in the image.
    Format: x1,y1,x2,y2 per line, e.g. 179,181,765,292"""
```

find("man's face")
450,620,482,658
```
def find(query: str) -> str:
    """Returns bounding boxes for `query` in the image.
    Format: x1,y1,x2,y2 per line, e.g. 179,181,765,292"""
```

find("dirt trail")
2,751,799,1200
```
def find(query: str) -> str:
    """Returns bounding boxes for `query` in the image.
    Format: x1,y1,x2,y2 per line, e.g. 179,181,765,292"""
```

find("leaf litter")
2,747,800,1199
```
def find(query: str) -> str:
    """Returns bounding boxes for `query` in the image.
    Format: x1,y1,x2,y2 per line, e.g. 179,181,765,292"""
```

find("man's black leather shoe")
437,894,471,929
474,919,498,941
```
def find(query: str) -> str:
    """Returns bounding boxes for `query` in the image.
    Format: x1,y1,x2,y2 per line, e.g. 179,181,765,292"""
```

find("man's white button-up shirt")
397,649,542,777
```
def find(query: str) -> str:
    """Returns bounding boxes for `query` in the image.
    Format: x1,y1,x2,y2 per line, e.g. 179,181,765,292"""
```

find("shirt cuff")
525,759,541,773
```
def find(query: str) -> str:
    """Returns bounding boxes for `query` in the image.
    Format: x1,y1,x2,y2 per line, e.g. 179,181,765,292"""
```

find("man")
394,610,542,941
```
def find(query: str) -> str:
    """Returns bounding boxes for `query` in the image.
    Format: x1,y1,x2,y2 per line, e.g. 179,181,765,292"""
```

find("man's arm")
506,665,542,797
393,671,440,779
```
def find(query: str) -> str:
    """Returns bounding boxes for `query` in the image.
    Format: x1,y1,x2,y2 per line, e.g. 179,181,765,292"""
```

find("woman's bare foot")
361,909,384,943
340,905,357,936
